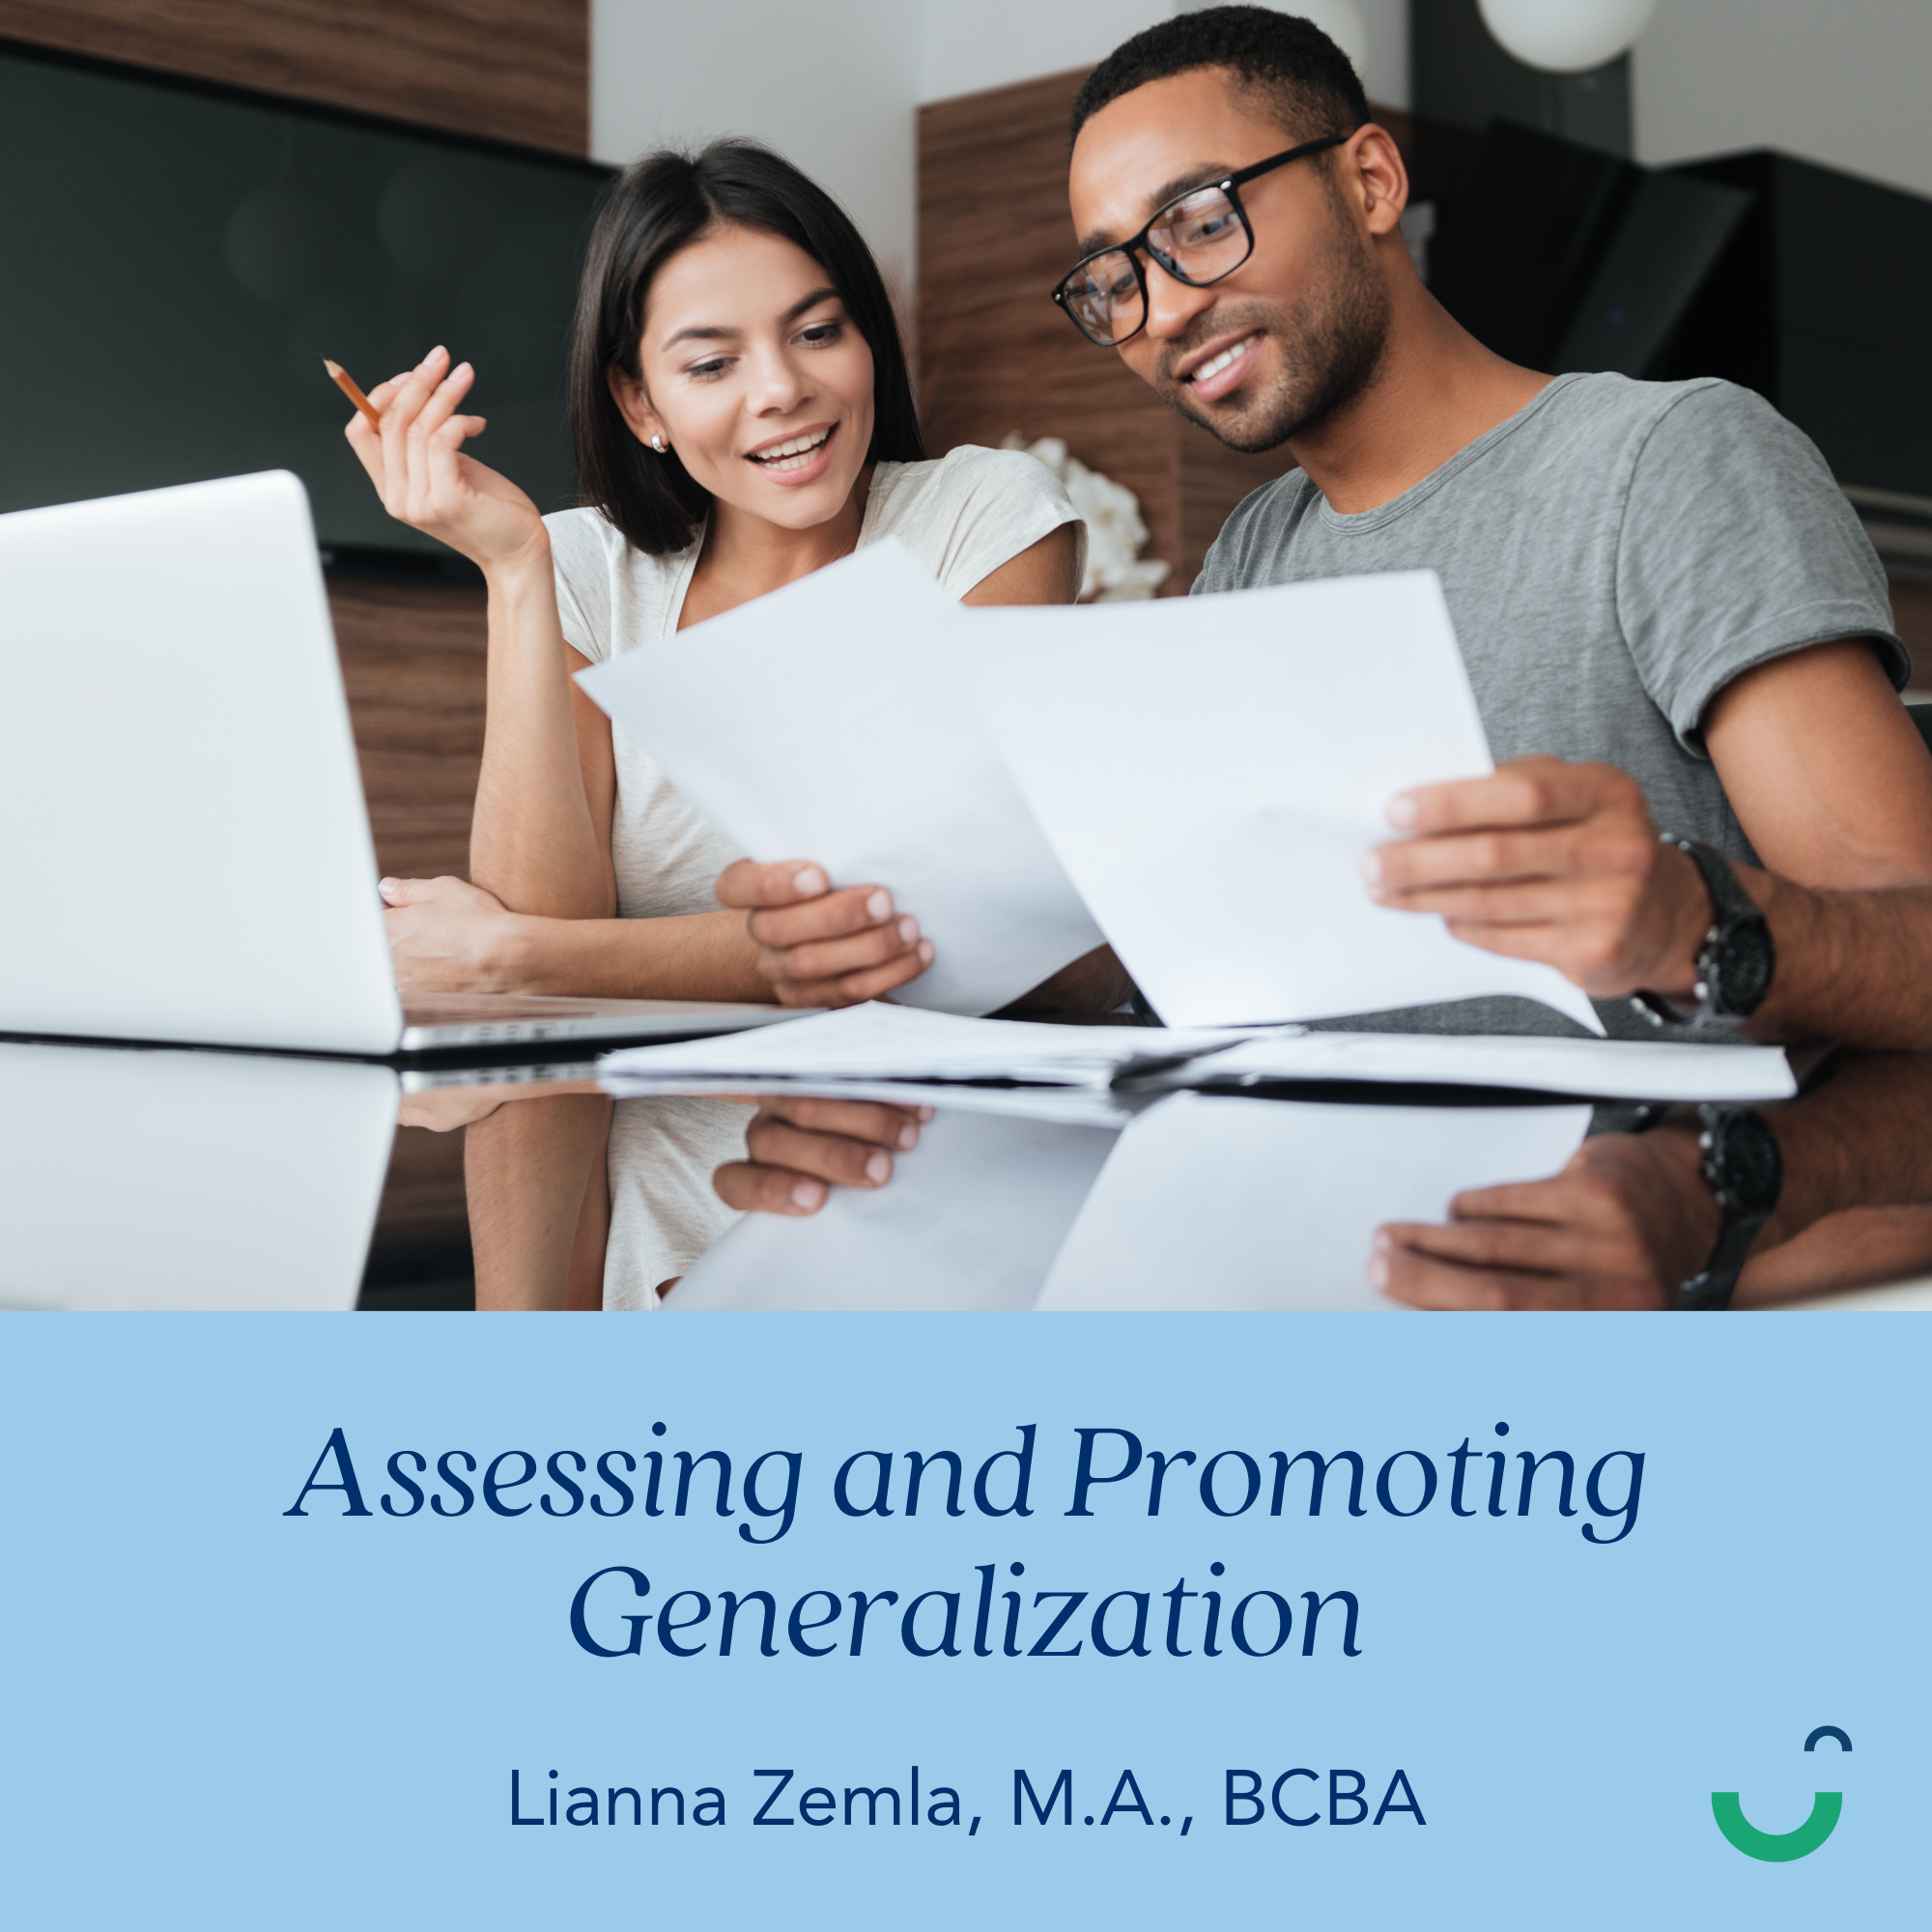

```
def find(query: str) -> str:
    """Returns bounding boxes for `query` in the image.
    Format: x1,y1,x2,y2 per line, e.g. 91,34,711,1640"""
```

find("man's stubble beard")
1151,215,1393,456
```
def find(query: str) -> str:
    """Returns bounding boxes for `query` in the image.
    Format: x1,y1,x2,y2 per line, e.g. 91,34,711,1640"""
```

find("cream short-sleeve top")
541,445,1084,1308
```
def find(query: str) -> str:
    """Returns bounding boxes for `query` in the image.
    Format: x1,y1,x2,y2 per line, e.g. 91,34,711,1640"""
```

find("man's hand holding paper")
961,570,1605,1033
1369,754,1715,1002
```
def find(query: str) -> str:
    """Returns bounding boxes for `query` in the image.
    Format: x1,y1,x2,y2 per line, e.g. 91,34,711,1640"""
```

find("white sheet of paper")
1037,1091,1593,1311
598,1000,1274,1089
962,571,1604,1034
667,1108,1122,1310
1166,1030,1796,1102
574,540,1104,1016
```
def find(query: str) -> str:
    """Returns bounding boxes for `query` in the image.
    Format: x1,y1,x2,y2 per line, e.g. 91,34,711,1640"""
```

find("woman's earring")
649,434,667,455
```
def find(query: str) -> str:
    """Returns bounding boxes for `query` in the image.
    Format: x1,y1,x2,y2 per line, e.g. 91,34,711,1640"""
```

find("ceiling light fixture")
1476,0,1661,74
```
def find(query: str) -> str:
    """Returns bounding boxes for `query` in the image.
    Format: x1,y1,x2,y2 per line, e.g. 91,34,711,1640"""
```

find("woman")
345,140,1086,1304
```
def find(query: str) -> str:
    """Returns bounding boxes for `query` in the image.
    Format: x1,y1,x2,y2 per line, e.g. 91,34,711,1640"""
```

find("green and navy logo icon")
1712,1726,1850,1862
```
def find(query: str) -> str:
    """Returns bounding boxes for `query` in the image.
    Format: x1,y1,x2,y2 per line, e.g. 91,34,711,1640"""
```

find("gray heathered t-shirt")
1192,371,1905,1037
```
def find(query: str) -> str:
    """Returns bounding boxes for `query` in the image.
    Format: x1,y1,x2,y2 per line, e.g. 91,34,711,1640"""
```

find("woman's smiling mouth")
747,424,836,475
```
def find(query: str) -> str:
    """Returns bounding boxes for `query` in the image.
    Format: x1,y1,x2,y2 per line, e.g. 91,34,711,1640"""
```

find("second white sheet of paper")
962,571,1604,1033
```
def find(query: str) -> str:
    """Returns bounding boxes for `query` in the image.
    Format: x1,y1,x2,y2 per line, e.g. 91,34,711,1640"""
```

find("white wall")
591,0,922,296
916,1,1408,109
1633,0,1932,199
917,0,1163,105
591,2,1409,305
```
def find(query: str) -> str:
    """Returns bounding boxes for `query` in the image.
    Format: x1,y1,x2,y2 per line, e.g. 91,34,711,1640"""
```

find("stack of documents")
599,1000,1269,1092
1149,1029,1797,1102
599,1001,1796,1103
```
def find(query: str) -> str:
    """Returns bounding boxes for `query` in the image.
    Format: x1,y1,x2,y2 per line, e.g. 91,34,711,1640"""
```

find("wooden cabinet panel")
365,1121,472,1290
919,71,1192,587
331,580,488,1279
0,0,587,154
328,579,487,884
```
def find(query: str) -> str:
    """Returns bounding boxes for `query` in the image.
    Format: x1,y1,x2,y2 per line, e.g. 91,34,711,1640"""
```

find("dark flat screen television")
0,39,611,578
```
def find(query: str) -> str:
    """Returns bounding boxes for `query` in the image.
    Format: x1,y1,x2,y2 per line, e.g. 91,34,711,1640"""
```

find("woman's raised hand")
343,344,547,575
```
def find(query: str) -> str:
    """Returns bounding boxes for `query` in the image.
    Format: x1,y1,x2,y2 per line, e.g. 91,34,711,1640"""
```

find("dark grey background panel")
0,44,609,560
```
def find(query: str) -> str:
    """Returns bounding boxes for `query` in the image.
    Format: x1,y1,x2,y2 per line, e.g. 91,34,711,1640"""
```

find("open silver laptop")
0,470,800,1058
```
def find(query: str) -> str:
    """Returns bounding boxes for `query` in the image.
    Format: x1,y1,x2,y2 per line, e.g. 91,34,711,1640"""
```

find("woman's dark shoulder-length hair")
569,138,925,556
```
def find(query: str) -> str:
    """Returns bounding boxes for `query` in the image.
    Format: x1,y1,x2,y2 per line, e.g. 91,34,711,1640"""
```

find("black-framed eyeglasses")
1051,134,1349,347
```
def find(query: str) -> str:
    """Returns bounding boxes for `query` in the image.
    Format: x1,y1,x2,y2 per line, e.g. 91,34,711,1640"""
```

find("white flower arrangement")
1003,434,1172,602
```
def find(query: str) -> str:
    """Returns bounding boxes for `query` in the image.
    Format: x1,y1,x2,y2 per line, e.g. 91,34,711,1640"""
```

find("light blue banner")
2,1317,1920,1925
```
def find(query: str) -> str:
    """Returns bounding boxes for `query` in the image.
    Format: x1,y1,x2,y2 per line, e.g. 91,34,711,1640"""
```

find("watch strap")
1675,1104,1782,1311
1677,1217,1767,1310
1632,837,1775,1033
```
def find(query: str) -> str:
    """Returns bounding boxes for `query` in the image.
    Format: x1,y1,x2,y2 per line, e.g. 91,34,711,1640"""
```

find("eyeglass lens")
1061,184,1252,345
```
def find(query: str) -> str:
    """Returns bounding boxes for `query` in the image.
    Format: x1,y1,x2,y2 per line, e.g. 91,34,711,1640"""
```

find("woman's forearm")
486,905,772,1003
467,1092,612,1310
469,545,611,919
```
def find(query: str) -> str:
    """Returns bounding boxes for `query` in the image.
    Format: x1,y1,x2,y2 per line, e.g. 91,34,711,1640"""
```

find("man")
716,6,1932,1217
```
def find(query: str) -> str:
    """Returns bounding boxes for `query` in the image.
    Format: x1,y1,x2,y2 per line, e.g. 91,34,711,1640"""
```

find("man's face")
1066,67,1391,453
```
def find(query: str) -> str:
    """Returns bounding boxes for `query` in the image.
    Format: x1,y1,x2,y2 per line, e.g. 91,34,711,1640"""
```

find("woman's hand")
714,1094,932,1214
715,860,932,1007
382,874,528,994
343,345,548,577
397,1088,505,1132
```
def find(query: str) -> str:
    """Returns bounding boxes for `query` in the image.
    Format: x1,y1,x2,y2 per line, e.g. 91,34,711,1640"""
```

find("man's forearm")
1744,874,1932,1048
1731,1051,1932,1304
993,944,1137,1019
1747,1051,1932,1251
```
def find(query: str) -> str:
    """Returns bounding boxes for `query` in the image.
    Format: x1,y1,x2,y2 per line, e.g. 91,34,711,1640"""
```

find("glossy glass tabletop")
5,1035,1930,1313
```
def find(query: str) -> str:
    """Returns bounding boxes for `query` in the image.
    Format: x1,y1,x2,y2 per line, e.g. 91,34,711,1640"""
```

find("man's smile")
1175,330,1264,402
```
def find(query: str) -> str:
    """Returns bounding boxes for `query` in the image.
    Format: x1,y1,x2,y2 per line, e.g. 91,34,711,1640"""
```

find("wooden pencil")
323,357,383,430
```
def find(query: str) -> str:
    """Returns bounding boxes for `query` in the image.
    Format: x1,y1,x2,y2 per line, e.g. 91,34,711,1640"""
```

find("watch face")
1711,921,1775,1016
1710,1110,1781,1216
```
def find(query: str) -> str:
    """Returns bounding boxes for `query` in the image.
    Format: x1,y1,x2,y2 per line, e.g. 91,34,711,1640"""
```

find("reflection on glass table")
449,1050,1932,1313
0,1040,396,1310
13,1042,1932,1313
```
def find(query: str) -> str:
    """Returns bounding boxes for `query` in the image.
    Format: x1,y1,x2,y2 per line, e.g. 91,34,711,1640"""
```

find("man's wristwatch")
1630,836,1776,1032
1676,1103,1783,1310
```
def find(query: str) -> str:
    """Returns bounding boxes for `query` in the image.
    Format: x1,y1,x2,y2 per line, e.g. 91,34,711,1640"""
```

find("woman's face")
623,222,877,531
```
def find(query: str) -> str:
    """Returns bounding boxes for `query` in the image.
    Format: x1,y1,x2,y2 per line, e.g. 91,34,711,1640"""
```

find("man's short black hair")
1070,6,1369,150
